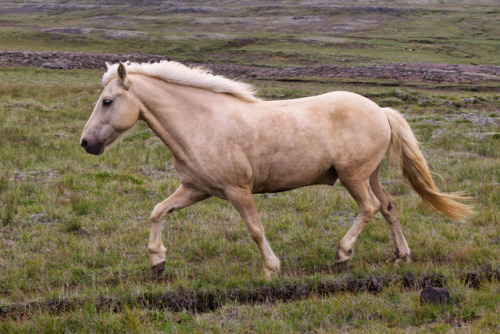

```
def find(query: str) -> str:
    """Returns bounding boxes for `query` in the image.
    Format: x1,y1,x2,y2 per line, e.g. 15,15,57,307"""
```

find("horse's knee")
150,204,163,222
151,202,174,222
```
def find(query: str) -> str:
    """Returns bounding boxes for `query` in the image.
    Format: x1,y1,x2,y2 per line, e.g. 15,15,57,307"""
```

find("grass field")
1,0,499,332
1,0,499,66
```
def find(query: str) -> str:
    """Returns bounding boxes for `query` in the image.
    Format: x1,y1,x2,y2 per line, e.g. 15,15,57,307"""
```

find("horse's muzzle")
80,139,104,155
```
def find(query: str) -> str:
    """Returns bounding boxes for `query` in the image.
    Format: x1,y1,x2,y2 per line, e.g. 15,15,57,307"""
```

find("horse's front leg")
149,185,209,278
226,187,280,279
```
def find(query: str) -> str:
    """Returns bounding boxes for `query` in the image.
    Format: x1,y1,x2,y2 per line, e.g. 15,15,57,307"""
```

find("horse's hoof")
151,261,166,279
263,267,280,280
335,245,352,263
386,254,411,267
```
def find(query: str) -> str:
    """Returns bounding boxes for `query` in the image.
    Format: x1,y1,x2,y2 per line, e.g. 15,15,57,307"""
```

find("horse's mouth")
88,147,104,155
81,140,104,155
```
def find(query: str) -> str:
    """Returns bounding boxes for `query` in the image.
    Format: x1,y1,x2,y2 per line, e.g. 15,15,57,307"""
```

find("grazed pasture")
0,0,499,332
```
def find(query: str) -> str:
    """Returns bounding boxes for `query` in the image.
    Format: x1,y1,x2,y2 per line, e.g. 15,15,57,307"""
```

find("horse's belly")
251,155,334,193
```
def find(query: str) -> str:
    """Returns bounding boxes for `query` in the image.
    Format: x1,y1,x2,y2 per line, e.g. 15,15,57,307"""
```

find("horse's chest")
173,158,230,199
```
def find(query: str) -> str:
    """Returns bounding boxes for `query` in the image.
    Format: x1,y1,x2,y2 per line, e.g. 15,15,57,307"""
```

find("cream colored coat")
81,61,472,279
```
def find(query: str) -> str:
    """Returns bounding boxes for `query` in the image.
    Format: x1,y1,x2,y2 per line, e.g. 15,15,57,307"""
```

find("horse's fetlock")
387,249,411,265
148,245,165,254
266,257,280,271
394,245,410,258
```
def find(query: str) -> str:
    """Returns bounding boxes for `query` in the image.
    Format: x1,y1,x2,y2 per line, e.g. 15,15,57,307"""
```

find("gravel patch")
43,27,149,40
1,51,499,84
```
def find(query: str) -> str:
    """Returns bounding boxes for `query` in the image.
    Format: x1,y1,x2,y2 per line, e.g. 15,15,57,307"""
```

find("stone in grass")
41,60,69,69
420,286,451,305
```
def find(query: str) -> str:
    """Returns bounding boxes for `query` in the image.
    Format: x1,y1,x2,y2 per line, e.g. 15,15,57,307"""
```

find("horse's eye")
103,99,113,106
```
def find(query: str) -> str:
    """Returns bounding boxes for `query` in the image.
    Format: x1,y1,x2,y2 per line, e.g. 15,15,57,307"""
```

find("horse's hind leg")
369,167,411,264
148,185,210,278
226,187,280,280
335,178,381,263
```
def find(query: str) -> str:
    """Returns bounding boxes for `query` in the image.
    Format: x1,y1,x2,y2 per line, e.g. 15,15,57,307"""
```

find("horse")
80,60,473,279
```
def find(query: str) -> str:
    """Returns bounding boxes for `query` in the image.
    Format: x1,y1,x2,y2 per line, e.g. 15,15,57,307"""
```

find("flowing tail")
383,107,474,221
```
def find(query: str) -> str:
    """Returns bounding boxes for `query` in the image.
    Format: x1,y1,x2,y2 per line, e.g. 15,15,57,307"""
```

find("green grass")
0,65,498,332
1,1,499,65
1,0,499,332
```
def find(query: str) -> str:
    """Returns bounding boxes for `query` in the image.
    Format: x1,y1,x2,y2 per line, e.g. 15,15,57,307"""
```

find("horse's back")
243,91,392,192
262,90,391,154
264,91,389,129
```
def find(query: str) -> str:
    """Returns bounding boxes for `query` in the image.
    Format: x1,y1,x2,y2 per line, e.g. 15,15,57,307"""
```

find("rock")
229,38,256,47
2,239,15,247
41,60,69,69
463,97,476,104
420,286,451,305
30,213,50,224
394,89,405,98
430,129,443,141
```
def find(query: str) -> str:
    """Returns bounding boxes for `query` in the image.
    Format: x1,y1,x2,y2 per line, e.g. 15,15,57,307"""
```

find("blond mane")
102,60,261,102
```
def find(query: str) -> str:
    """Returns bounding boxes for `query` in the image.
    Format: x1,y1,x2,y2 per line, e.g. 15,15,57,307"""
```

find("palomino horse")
81,61,472,279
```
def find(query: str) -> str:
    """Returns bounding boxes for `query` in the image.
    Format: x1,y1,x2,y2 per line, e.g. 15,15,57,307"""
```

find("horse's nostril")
81,139,88,149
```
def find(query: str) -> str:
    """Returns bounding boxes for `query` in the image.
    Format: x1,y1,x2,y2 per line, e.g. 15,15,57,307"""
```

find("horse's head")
80,63,140,155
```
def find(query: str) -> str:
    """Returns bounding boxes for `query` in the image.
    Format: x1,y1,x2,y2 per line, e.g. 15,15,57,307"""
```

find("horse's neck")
133,76,225,163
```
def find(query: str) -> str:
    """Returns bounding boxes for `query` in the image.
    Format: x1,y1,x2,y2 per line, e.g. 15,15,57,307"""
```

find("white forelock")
102,60,261,102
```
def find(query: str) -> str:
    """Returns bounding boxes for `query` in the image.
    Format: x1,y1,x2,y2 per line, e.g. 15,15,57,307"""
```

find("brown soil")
1,51,499,84
1,268,497,320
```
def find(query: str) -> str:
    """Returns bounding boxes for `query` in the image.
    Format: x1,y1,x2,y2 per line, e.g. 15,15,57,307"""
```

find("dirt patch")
1,51,499,84
228,62,500,84
0,3,98,16
464,265,500,289
1,268,497,320
10,169,59,183
0,51,170,70
43,28,149,40
0,276,386,320
139,165,175,179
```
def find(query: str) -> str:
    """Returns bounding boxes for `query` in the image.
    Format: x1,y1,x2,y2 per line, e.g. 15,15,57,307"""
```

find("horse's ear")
105,62,112,69
117,63,128,89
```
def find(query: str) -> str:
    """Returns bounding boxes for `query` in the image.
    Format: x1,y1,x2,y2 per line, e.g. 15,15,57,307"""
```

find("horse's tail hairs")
383,107,474,221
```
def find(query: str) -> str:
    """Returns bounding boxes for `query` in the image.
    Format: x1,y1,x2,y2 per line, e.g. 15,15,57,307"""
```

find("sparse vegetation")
0,0,499,332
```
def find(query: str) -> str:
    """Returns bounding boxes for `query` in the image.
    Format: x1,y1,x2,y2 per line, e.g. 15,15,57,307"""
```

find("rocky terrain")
1,51,499,84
